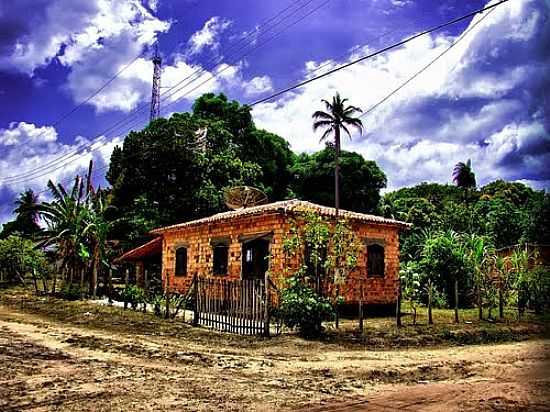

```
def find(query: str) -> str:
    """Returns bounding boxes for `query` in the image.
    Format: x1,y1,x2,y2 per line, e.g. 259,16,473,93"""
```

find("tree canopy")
106,93,387,247
0,189,41,239
291,147,386,213
384,180,548,259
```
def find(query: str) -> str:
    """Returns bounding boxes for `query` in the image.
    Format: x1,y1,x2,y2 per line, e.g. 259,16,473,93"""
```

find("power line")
8,51,145,151
2,0,508,192
0,0,327,187
159,0,332,117
359,6,496,119
0,0,318,185
37,0,503,199
249,0,510,107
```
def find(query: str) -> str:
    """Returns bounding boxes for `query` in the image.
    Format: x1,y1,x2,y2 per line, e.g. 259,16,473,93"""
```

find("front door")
242,238,270,280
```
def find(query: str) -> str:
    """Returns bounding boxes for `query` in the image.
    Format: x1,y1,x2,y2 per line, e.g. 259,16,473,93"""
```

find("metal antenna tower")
149,43,162,122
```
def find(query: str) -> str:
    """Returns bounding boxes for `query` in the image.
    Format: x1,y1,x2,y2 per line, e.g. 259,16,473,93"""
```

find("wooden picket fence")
193,275,272,336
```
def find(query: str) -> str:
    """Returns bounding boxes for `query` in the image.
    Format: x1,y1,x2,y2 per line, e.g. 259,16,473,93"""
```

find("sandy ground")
0,304,549,411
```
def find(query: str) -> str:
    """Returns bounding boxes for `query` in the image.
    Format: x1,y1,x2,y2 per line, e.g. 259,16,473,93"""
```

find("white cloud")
389,0,413,7
1,2,271,114
1,0,169,75
187,16,232,56
0,122,122,207
53,9,263,113
252,0,550,191
0,0,173,113
243,75,274,97
0,122,58,146
143,0,159,11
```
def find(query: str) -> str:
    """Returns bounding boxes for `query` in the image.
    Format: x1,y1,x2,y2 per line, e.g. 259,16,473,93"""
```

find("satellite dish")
224,186,268,210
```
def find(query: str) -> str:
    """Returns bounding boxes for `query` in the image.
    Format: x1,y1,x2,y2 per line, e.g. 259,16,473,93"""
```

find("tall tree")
0,189,42,239
312,92,363,218
107,94,293,248
452,159,476,189
38,177,91,288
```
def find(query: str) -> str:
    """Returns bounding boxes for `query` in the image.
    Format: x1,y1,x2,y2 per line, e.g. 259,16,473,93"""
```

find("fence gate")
193,276,271,336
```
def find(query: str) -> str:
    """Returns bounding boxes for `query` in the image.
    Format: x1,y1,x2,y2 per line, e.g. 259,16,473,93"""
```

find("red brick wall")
346,222,400,305
161,212,400,305
161,213,286,293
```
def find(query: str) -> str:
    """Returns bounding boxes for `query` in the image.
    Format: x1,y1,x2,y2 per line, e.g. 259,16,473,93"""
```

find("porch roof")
150,199,411,234
114,236,162,263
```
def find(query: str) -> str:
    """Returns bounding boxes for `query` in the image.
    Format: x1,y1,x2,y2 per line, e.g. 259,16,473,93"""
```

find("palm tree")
12,189,41,237
38,176,91,292
452,159,476,189
39,161,117,298
453,159,477,232
87,188,117,298
312,92,363,218
14,189,39,222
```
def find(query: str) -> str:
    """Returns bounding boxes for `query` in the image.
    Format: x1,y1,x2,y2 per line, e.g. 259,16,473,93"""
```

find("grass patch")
0,286,548,350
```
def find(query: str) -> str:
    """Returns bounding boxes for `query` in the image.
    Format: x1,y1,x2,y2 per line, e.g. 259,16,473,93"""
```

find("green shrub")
61,283,82,301
526,267,550,314
0,234,47,286
121,285,146,310
431,287,448,309
278,275,335,338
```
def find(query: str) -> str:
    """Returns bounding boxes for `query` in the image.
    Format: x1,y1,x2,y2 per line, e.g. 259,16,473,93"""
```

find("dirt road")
0,304,549,411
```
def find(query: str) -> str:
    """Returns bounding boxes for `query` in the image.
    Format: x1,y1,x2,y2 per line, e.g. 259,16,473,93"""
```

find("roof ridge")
149,199,410,234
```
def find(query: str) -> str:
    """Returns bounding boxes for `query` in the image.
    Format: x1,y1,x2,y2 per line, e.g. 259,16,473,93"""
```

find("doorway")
241,238,270,280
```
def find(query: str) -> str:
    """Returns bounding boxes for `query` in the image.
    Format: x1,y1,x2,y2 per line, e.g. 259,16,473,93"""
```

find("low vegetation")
0,92,549,343
0,287,547,349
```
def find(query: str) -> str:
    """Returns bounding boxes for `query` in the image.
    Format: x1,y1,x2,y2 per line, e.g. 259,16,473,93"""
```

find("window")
242,238,270,280
175,247,187,276
367,244,385,277
213,244,229,275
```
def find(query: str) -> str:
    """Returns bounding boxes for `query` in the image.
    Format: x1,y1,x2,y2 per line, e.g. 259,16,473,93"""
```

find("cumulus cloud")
243,75,274,97
0,122,57,146
0,0,168,75
187,16,232,56
253,0,550,191
0,1,273,114
389,0,413,7
0,0,175,114
0,122,122,223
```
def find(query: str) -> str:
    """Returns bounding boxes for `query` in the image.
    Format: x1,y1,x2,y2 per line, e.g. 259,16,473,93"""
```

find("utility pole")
150,43,162,122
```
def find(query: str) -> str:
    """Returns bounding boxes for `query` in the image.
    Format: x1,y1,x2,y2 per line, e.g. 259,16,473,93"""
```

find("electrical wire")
0,0,321,185
2,0,508,195
248,0,509,107
358,6,496,119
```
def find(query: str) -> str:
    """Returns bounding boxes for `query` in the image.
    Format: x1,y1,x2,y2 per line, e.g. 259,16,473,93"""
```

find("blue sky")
0,0,549,223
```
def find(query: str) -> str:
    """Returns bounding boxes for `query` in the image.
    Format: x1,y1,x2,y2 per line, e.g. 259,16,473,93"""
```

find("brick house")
117,199,410,307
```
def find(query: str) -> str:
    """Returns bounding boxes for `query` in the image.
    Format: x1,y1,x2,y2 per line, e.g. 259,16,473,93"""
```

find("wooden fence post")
124,268,129,310
263,273,270,337
80,268,85,300
164,277,171,319
359,280,364,333
454,278,459,324
335,284,340,330
427,280,433,325
144,268,149,291
193,274,199,326
396,279,402,327
108,267,113,304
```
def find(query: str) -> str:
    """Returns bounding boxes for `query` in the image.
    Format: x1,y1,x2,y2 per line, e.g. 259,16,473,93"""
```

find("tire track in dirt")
1,305,549,411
